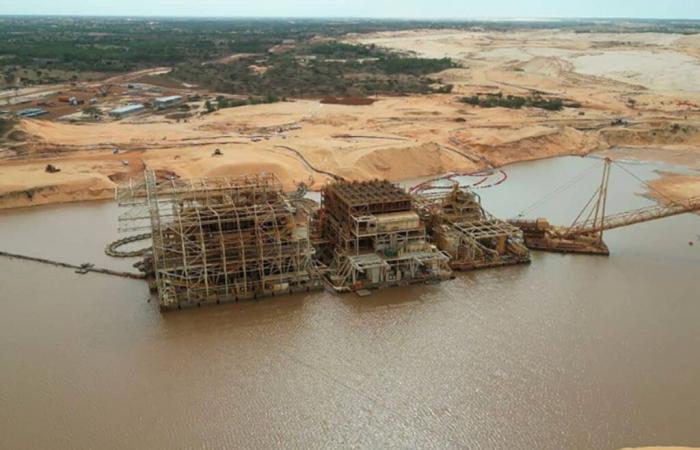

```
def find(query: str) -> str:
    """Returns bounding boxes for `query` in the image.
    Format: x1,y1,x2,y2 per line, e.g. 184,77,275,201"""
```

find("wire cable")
611,160,681,206
516,159,601,217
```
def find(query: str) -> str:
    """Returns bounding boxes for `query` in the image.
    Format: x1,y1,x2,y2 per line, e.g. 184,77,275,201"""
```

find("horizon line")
1,14,699,21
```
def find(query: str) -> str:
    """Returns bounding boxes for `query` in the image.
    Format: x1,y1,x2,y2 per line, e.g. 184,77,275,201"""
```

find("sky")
2,0,700,19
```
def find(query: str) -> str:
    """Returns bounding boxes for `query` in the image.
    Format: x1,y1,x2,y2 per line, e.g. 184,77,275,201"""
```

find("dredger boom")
557,196,700,238
510,158,700,254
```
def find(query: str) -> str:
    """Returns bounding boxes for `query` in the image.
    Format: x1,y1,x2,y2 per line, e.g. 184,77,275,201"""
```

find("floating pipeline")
105,233,152,258
411,169,508,194
0,250,145,280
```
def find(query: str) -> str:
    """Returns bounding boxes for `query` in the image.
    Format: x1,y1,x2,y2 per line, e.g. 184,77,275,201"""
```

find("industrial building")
315,179,452,291
16,107,48,118
109,103,145,119
116,171,322,310
153,95,183,110
416,185,530,270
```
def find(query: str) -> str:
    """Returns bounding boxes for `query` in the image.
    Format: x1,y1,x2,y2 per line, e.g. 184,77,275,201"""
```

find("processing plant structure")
101,158,700,311
116,170,322,310
313,179,452,292
415,185,531,270
112,172,537,310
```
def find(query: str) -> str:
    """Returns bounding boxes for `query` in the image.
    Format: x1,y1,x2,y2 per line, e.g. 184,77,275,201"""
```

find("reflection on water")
1,156,699,449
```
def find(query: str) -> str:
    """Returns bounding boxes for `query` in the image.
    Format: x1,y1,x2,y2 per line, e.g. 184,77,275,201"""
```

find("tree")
82,106,102,116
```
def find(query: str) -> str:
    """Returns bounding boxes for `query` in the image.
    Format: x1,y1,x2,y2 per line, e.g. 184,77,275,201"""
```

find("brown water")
1,155,700,449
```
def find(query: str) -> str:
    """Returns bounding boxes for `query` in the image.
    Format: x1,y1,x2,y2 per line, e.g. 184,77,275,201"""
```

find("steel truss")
417,185,530,270
116,171,321,309
318,180,452,290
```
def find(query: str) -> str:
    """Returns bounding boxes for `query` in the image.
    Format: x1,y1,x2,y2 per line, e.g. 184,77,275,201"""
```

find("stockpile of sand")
333,142,477,181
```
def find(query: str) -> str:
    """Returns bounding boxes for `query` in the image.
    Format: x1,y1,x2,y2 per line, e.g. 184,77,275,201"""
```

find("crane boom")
510,158,700,255
558,196,700,238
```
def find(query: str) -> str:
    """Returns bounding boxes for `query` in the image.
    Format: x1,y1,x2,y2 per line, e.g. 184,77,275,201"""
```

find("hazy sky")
3,0,700,19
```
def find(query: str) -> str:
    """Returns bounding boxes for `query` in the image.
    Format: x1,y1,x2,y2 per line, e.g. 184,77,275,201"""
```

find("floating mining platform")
507,219,610,256
116,170,323,310
112,172,532,310
104,160,700,310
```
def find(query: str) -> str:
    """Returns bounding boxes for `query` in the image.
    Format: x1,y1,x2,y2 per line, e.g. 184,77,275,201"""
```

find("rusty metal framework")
317,180,452,291
417,185,530,270
116,170,321,309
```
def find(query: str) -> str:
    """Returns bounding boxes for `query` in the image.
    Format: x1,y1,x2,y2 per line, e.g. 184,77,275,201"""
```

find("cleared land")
3,28,700,209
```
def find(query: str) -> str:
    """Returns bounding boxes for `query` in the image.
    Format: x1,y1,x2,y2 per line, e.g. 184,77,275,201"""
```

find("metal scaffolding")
417,185,530,270
316,180,452,291
116,170,321,310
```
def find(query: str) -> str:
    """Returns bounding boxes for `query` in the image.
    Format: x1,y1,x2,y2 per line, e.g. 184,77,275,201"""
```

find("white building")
154,95,183,110
109,104,145,119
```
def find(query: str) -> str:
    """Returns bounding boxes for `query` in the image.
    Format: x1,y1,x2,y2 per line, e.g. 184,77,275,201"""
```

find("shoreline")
2,145,699,212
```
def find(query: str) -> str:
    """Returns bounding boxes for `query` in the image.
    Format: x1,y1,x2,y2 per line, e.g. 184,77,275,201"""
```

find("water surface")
1,156,699,449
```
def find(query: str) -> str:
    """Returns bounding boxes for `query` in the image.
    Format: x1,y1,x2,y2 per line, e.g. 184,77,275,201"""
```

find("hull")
523,237,610,256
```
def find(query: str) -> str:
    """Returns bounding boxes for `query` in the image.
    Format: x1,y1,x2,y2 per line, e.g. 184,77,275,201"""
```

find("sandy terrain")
621,448,699,450
3,29,700,209
648,172,700,205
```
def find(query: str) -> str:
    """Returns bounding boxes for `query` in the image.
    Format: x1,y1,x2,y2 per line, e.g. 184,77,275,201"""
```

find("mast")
592,158,611,243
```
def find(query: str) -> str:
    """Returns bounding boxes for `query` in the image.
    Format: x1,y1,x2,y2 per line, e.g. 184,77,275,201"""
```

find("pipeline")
274,145,345,181
105,233,152,258
0,250,145,280
411,169,508,194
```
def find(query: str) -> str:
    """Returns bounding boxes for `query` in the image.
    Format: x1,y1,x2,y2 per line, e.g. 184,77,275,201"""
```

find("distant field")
2,17,700,96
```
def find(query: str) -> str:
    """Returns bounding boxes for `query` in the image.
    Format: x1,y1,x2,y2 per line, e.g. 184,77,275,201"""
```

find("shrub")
460,93,564,111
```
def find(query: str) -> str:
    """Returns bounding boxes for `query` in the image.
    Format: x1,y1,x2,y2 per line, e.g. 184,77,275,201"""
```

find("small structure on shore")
109,104,145,119
16,107,48,118
154,95,183,110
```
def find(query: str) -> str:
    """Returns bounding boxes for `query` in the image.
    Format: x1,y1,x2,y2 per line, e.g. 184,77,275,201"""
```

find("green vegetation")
172,43,456,97
0,18,456,88
0,18,458,96
460,93,565,111
82,106,102,116
2,16,698,95
203,95,283,113
372,57,456,75
304,42,381,58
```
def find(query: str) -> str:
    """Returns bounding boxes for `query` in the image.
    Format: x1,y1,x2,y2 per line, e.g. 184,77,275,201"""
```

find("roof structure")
154,95,182,103
110,104,145,115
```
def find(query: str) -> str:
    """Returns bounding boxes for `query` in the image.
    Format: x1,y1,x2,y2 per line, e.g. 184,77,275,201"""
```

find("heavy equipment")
510,158,700,254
